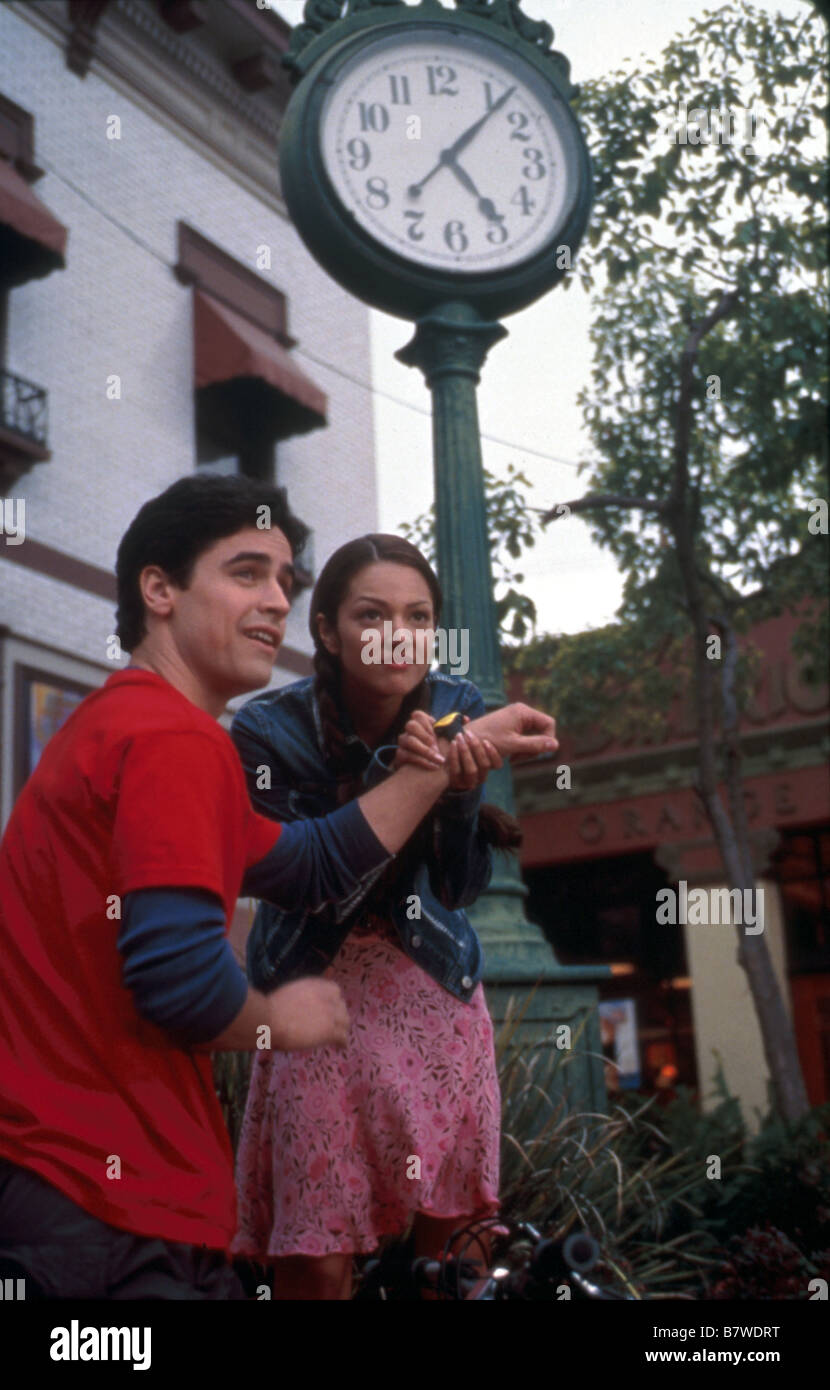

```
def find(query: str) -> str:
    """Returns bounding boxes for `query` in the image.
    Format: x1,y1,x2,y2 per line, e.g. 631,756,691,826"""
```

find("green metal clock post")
397,299,608,1116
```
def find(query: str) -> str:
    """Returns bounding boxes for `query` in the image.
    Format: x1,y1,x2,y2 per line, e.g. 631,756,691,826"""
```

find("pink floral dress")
231,915,502,1258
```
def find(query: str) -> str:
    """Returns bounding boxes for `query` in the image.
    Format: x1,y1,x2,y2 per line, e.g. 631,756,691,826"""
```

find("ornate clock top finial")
285,0,575,97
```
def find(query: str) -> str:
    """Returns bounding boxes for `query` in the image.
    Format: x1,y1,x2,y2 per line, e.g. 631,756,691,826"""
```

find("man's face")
164,526,294,702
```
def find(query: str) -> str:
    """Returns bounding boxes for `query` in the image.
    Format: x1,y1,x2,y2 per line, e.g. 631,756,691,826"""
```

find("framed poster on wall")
13,665,92,797
599,998,642,1091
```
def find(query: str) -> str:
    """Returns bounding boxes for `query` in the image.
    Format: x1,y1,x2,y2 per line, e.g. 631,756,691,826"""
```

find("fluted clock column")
397,301,605,988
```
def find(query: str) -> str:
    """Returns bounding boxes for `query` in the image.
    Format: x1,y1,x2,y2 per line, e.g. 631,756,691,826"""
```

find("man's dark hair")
115,474,309,652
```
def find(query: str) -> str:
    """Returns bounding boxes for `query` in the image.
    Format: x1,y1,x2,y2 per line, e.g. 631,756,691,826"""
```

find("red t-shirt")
0,668,280,1250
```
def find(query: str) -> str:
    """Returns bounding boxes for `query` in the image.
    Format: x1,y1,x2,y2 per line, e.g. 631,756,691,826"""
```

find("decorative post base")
397,301,609,1120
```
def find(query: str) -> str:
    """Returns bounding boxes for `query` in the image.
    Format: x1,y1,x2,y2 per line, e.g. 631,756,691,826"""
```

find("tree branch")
667,288,741,516
540,493,666,525
636,229,737,286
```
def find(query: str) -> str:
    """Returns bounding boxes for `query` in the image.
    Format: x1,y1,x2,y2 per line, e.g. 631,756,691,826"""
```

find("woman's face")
317,561,437,706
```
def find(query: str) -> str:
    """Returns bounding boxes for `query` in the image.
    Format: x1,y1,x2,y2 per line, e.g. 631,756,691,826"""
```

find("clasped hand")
393,710,501,790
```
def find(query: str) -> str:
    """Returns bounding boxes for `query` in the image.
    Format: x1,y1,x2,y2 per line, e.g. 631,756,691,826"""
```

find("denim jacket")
232,672,492,1003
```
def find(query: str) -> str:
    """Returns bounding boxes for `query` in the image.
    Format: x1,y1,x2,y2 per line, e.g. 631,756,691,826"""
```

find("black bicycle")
353,1217,637,1300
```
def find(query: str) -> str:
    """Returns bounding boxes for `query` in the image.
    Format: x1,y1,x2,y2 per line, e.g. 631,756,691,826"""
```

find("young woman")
229,534,522,1299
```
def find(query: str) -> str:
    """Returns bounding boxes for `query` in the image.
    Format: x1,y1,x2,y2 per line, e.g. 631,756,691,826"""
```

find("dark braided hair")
309,535,522,863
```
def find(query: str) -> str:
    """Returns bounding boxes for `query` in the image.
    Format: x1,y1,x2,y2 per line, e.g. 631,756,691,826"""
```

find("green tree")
542,0,827,1123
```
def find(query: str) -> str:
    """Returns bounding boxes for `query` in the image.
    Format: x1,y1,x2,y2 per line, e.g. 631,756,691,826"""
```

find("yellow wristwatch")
432,712,466,742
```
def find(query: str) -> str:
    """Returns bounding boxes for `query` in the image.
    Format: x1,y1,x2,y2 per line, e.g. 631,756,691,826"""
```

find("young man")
0,474,557,1299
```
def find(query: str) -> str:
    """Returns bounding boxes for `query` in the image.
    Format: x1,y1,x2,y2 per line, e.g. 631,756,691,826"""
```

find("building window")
195,381,276,481
174,223,327,487
0,91,67,493
524,851,698,1097
775,828,830,973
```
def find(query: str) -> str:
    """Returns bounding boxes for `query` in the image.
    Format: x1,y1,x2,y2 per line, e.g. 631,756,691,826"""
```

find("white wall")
0,3,378,671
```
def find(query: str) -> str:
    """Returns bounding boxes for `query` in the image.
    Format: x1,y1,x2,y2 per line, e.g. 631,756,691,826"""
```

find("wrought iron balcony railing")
1,366,49,447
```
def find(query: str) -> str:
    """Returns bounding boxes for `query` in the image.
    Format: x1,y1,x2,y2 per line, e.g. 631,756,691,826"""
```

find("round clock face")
318,26,579,276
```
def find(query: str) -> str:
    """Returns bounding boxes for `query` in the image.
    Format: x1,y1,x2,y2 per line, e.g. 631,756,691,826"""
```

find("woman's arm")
234,699,557,908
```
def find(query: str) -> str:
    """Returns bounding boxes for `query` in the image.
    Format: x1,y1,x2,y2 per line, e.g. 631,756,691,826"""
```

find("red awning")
194,289,327,435
0,159,67,285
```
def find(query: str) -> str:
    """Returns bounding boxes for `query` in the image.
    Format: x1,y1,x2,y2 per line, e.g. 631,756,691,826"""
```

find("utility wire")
291,344,586,470
39,157,588,473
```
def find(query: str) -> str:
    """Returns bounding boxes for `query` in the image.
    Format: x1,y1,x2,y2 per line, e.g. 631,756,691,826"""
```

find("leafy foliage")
525,0,829,715
495,1009,830,1298
401,462,542,642
707,1223,830,1299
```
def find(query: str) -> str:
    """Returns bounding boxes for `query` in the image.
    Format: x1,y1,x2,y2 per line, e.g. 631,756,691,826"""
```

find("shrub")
706,1224,830,1299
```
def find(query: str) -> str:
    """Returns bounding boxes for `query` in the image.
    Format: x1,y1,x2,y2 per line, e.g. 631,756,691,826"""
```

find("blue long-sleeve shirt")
119,800,391,1044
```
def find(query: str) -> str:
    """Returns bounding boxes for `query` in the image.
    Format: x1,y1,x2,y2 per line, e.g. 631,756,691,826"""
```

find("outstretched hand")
469,703,558,765
393,702,557,780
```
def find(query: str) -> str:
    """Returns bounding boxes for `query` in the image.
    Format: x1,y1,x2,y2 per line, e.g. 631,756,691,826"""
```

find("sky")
270,0,816,637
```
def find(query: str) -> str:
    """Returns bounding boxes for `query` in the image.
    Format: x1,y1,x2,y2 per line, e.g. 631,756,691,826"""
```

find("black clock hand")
443,83,517,162
447,157,506,222
444,156,505,225
407,84,517,199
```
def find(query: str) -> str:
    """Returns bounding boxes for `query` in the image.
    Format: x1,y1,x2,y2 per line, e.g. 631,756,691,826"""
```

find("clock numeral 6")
365,176,390,210
358,101,389,133
346,138,371,171
444,220,468,253
404,210,425,242
522,148,547,180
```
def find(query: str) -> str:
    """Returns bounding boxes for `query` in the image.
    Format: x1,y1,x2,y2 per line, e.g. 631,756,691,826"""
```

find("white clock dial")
319,27,575,275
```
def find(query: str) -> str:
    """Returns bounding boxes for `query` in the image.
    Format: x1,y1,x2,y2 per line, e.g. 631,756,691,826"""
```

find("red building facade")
511,606,830,1112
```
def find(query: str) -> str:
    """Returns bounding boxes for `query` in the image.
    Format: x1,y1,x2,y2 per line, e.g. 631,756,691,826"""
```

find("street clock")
279,1,592,320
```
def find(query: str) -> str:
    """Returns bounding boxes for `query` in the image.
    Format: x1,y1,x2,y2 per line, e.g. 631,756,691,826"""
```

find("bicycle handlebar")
354,1222,632,1300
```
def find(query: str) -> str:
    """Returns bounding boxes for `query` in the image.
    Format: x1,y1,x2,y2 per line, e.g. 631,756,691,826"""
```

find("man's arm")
194,976,348,1053
239,702,557,910
343,702,558,853
118,888,349,1054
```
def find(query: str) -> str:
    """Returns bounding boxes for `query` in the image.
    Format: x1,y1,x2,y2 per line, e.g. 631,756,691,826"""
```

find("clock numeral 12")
388,74,411,104
358,102,389,133
426,65,458,97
